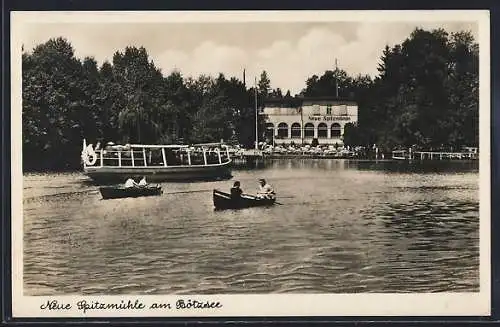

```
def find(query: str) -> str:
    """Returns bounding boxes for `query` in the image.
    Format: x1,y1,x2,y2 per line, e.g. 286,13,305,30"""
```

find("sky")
21,20,478,95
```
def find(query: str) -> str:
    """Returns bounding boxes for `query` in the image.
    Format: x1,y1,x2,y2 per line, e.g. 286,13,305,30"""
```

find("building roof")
263,96,301,107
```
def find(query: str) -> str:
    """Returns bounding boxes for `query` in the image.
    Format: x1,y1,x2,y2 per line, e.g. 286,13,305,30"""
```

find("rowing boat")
99,185,163,199
213,189,275,210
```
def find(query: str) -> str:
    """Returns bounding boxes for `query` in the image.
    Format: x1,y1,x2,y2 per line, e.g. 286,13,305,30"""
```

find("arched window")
291,123,301,138
277,122,288,138
318,123,328,138
331,123,341,138
304,123,314,138
265,123,274,140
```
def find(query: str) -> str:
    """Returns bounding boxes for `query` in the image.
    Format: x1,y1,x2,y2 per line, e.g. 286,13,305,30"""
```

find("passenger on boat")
124,177,137,188
230,181,243,199
138,176,148,187
257,178,275,199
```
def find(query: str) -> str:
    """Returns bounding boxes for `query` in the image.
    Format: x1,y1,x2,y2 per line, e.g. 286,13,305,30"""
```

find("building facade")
261,97,358,145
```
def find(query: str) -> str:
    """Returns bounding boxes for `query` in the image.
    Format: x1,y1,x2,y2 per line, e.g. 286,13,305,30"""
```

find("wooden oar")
91,187,285,201
91,188,212,196
163,189,212,195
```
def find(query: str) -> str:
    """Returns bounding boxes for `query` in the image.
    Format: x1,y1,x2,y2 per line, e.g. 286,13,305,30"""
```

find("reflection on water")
23,159,479,295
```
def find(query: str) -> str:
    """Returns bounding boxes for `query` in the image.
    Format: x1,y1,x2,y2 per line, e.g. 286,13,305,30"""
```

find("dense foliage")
338,29,479,152
22,39,266,170
22,28,479,170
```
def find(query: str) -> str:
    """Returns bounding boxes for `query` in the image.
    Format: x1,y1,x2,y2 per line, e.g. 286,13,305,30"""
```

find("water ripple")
23,161,479,295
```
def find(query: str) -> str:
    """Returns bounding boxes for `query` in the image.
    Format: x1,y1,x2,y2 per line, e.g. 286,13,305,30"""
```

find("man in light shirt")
138,176,148,187
124,177,137,188
257,178,275,199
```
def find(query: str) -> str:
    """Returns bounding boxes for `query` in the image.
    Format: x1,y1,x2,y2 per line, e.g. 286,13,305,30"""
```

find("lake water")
22,159,480,295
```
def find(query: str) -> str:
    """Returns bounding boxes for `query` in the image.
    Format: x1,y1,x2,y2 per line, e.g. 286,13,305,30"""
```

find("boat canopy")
124,143,228,149
129,144,189,149
82,139,231,168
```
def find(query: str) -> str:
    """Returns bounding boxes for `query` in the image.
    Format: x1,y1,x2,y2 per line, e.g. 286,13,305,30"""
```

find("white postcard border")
10,10,491,318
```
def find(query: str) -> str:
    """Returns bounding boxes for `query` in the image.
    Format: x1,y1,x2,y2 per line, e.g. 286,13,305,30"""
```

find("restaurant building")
261,96,358,145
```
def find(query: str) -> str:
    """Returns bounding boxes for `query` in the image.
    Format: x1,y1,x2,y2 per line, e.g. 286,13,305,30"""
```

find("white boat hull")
84,161,232,183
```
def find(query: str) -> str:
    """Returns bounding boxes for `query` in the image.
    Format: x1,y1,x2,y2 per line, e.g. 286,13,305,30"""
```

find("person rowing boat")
230,181,243,200
257,178,275,200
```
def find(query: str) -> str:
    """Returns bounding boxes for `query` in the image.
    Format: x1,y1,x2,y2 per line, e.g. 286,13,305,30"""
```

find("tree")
96,61,121,142
112,46,164,143
301,68,353,98
365,28,478,150
22,37,95,170
257,70,271,98
342,123,363,147
445,31,479,148
189,75,233,143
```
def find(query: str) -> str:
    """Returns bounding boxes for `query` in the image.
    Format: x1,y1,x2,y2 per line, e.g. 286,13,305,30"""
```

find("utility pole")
335,58,339,98
254,77,258,150
300,104,304,146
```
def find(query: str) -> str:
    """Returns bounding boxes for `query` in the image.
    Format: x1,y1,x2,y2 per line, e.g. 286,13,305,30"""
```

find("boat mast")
255,76,258,150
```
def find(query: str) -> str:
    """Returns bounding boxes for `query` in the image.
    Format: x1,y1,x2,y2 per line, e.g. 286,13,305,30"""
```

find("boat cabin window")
189,148,206,165
205,149,221,164
166,149,183,166
98,145,228,167
147,149,165,166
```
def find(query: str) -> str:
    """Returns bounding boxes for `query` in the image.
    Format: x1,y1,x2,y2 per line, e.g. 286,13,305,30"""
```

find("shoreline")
234,154,479,161
22,157,478,174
